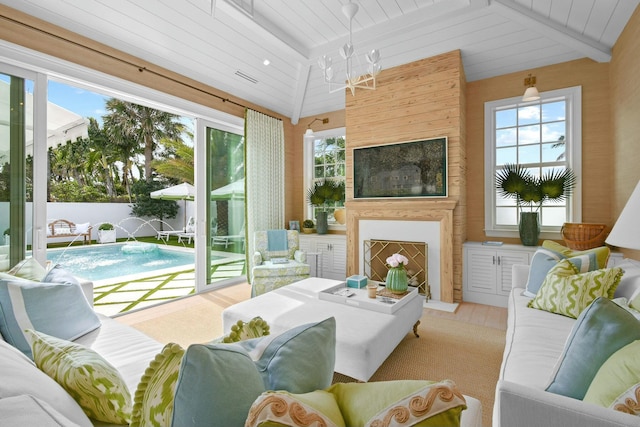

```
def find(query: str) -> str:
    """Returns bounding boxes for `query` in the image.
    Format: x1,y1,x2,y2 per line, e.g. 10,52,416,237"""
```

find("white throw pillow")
74,222,91,234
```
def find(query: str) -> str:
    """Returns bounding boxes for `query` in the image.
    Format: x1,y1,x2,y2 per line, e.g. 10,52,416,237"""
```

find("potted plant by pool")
306,180,345,234
97,222,116,244
3,228,9,246
302,219,316,234
496,163,576,246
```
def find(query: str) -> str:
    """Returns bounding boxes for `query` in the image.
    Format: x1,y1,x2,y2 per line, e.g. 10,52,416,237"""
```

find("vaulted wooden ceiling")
1,0,637,123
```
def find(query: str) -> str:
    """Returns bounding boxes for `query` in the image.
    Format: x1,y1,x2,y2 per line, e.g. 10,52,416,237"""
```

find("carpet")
334,316,505,427
116,285,505,427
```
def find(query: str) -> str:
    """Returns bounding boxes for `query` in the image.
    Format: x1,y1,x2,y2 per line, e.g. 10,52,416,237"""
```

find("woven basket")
561,223,608,250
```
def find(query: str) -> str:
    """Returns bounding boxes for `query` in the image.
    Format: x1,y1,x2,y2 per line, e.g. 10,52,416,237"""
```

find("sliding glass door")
0,65,44,270
194,119,245,293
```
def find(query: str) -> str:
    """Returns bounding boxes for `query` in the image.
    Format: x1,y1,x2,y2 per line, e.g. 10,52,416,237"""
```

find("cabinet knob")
492,255,496,265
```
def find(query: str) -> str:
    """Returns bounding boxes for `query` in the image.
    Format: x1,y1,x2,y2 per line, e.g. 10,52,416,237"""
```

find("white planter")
97,230,116,244
3,235,8,246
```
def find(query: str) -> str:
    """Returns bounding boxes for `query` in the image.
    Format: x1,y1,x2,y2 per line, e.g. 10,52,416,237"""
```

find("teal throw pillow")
171,343,267,427
0,279,101,358
235,316,336,393
524,242,610,297
172,317,336,427
546,297,640,400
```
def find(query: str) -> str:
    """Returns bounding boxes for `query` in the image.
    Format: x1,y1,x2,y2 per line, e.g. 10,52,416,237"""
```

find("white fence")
1,201,193,245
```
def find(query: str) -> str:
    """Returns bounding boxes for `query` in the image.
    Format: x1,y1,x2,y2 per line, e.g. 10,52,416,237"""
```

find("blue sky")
48,80,109,125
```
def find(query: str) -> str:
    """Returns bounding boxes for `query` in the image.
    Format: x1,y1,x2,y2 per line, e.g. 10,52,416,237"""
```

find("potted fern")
496,164,576,246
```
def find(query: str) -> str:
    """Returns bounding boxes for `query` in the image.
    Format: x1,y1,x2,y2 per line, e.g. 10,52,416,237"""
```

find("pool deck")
92,251,246,316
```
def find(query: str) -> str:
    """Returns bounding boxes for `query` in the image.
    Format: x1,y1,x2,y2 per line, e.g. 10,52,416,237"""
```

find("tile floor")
93,259,246,316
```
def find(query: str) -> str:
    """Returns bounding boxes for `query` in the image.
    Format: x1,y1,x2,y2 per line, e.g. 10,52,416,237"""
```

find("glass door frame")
194,117,245,293
0,62,47,268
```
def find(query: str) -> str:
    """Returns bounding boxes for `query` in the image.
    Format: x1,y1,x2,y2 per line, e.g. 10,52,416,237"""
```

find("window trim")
484,86,582,239
303,127,346,230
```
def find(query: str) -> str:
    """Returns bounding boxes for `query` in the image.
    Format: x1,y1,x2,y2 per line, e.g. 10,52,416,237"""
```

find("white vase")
97,230,116,244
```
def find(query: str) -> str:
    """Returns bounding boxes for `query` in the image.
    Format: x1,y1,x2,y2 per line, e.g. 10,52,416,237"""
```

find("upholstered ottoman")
222,278,423,382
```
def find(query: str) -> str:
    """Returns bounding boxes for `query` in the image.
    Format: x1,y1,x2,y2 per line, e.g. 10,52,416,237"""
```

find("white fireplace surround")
358,220,441,301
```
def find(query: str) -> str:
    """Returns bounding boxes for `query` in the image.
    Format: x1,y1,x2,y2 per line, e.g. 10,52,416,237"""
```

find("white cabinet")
463,242,536,307
299,234,346,280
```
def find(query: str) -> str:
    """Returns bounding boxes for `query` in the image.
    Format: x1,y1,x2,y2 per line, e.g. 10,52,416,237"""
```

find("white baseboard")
424,299,458,312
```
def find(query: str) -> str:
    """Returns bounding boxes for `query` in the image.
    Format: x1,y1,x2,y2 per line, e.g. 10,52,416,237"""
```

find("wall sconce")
304,118,329,137
522,73,540,101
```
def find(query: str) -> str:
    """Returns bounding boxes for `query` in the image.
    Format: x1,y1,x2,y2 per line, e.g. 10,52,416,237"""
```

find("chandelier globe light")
318,1,381,96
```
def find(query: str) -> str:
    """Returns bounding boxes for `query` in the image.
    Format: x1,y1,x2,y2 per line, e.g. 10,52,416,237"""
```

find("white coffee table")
222,277,423,381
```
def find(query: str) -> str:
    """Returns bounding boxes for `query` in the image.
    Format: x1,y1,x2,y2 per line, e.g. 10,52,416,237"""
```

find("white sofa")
0,280,163,426
493,262,640,427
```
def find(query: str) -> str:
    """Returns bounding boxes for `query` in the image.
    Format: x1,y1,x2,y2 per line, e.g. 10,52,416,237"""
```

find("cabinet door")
324,239,346,280
465,249,498,294
496,251,530,295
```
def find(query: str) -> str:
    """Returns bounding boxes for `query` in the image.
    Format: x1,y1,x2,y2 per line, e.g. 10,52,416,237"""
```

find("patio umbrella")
150,182,196,229
210,178,245,200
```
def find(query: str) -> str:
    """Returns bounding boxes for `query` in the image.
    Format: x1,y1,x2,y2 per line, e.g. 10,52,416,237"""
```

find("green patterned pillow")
219,316,270,343
584,340,640,414
528,259,624,318
245,390,346,427
131,342,185,427
327,380,466,427
25,329,132,424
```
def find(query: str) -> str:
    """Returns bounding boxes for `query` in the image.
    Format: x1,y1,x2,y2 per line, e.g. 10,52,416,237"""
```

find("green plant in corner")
3,228,9,236
98,222,114,231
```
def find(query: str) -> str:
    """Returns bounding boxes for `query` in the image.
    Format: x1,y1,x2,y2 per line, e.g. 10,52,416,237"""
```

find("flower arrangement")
385,253,409,294
386,253,409,268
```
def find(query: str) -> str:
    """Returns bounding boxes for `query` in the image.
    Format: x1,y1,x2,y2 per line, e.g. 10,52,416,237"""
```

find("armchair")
251,230,310,296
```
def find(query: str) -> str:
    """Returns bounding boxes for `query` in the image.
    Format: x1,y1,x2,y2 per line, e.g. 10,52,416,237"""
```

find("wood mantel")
346,200,458,303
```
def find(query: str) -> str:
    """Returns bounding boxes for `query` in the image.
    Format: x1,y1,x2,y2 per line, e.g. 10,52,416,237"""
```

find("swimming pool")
47,243,197,281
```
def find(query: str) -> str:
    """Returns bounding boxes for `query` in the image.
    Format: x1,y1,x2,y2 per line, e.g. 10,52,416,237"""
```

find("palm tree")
103,99,185,182
151,137,194,185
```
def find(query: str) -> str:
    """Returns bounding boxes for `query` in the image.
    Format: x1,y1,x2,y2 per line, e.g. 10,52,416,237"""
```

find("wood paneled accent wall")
466,59,612,244
344,50,467,303
610,5,640,260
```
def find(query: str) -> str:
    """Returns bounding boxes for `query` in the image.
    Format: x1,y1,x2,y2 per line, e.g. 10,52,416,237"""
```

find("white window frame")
484,86,582,239
303,127,346,230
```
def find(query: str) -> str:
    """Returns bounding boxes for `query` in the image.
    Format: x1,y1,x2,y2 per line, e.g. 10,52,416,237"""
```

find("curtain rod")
0,13,282,121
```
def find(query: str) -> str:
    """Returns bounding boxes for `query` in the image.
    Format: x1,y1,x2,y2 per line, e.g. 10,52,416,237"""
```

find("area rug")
116,285,504,427
333,316,505,427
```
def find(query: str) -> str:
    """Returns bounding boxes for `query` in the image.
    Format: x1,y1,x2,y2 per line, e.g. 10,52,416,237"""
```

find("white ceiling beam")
491,0,611,62
290,63,310,125
307,0,480,61
214,0,309,62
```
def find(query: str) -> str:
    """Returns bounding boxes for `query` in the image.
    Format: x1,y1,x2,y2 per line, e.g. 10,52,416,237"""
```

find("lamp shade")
305,128,314,136
522,86,540,101
606,180,640,250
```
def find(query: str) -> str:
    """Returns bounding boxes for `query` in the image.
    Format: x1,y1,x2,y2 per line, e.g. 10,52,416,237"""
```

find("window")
304,128,346,226
484,87,582,238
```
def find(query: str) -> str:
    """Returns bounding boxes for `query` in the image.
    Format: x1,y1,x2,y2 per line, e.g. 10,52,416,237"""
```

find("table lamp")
606,179,640,250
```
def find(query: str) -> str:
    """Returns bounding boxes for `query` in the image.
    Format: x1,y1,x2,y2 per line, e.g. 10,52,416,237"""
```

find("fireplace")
346,200,457,303
363,239,429,299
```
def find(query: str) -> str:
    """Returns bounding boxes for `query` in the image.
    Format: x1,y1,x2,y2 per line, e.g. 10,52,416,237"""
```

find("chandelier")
318,2,381,96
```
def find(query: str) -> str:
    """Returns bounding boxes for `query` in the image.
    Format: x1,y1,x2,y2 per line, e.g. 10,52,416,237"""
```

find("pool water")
47,243,198,281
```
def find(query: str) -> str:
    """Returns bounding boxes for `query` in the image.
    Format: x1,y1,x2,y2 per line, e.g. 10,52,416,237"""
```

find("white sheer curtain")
245,109,285,274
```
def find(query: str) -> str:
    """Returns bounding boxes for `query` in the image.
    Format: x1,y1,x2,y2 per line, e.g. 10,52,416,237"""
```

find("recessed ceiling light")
263,59,270,66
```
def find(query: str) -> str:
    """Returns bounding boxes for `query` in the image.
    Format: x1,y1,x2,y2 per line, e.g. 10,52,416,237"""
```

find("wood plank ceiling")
0,0,637,123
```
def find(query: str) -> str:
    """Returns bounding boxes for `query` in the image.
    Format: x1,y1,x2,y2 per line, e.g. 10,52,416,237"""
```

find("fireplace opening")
363,239,429,300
